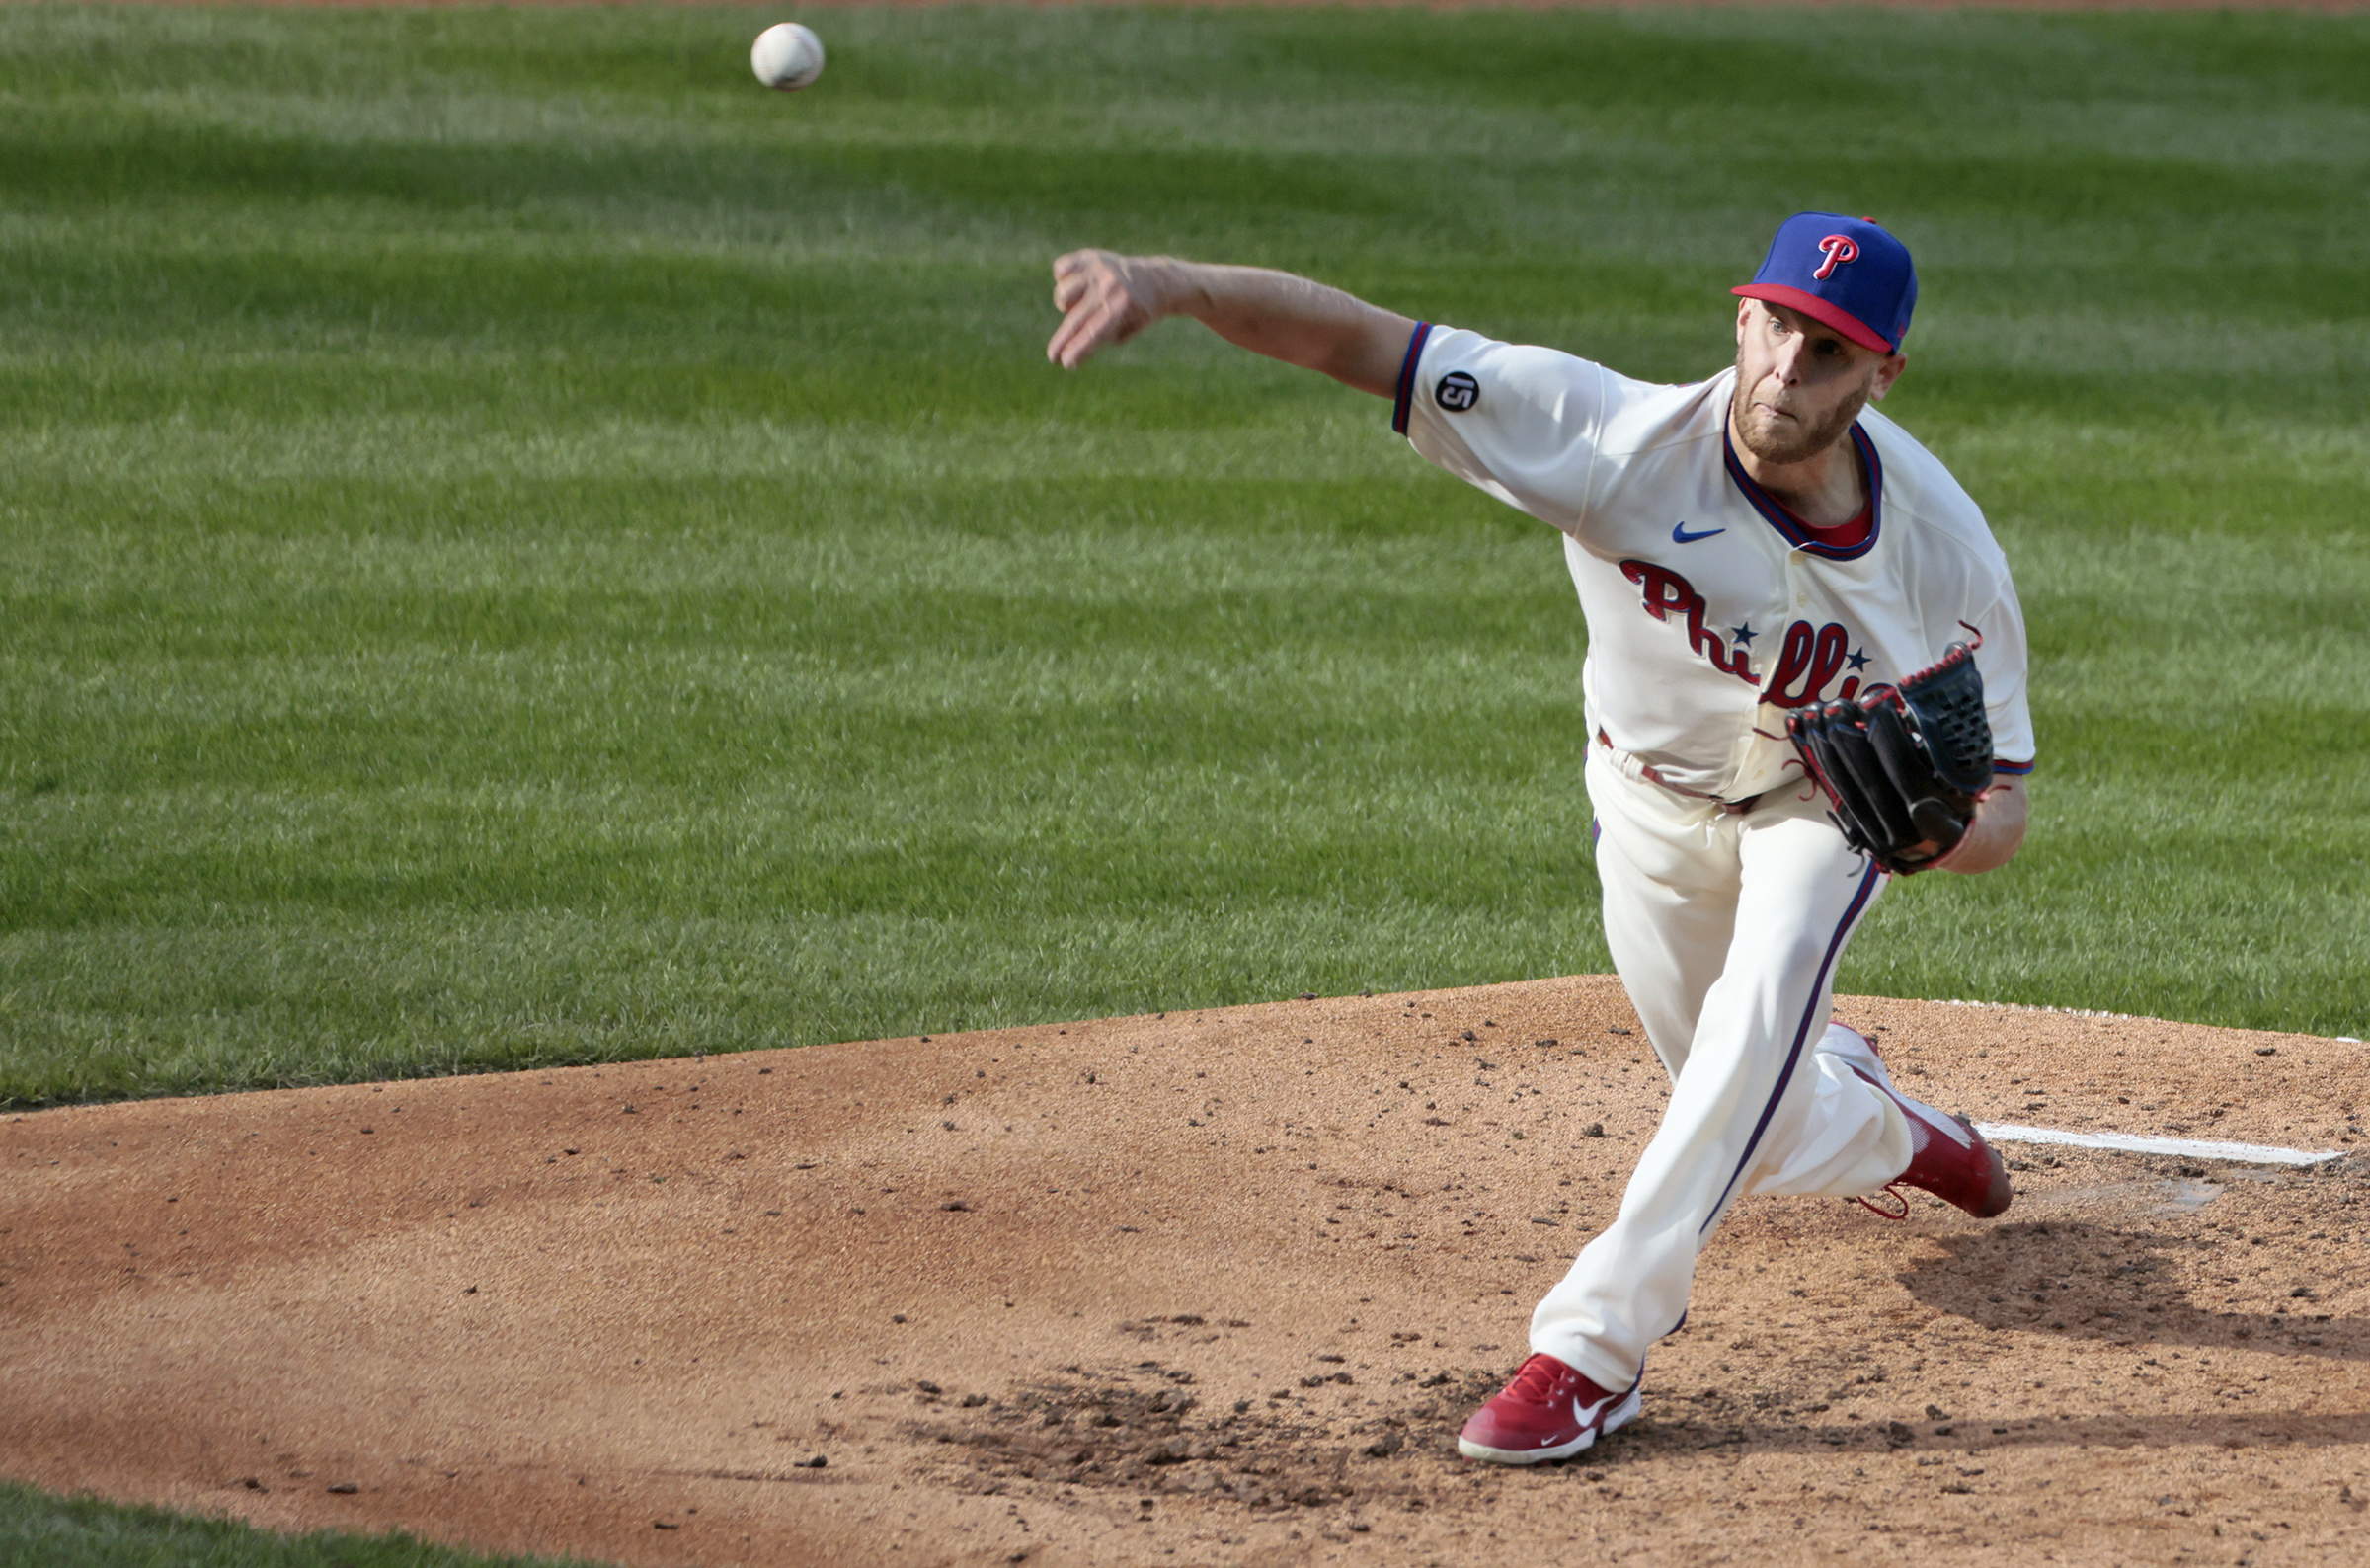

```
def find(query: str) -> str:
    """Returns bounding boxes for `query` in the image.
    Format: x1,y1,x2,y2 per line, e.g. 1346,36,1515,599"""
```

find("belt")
1600,728,1767,816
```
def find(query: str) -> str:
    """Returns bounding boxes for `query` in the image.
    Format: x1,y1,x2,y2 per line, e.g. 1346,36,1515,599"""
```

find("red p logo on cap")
1813,234,1859,280
1734,213,1916,353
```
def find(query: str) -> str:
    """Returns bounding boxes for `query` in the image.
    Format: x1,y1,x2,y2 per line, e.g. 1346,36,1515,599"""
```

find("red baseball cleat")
1854,1065,2014,1219
1457,1353,1641,1465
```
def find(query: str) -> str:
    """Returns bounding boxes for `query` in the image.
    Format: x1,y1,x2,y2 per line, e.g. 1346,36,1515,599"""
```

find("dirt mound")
7,977,2370,1566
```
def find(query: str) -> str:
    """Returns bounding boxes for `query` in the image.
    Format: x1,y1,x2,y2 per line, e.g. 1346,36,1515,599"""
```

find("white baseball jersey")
1392,324,2036,802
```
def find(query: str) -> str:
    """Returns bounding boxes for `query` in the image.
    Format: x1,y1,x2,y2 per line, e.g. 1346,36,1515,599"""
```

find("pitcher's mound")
7,977,2369,1565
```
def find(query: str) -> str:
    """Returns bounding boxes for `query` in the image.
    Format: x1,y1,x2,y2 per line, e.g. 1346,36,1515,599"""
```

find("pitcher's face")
1729,299,1904,465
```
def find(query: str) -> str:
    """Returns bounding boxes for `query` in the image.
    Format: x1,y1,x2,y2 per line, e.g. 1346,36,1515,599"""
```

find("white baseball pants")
1530,745,1916,1391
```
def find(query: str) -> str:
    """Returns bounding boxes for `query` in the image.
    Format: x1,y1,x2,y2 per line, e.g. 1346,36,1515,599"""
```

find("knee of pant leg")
1731,884,1878,986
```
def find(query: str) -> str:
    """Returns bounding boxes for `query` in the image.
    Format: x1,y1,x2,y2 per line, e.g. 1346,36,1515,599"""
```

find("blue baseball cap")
1732,212,1917,354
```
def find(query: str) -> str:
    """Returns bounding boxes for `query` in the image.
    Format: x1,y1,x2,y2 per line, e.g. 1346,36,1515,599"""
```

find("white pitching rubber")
1976,1122,2346,1168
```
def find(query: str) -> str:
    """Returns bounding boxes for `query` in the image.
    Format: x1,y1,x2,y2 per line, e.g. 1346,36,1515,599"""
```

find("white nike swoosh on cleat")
1914,1104,1975,1148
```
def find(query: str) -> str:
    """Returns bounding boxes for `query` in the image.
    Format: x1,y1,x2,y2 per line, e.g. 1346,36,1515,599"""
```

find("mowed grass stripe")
0,1476,598,1568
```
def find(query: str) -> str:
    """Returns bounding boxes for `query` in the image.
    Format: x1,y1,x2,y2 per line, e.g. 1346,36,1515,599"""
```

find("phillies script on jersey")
1394,326,2035,802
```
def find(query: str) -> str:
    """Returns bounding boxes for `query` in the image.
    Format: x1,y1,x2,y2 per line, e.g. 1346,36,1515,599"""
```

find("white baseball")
750,23,826,92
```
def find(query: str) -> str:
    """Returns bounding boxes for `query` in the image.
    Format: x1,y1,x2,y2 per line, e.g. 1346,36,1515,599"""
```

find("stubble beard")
1728,365,1873,467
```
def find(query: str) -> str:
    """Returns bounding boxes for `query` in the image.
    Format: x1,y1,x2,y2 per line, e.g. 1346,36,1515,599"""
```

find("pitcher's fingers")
1046,297,1112,366
1053,275,1082,312
1051,251,1108,307
1045,306,1086,364
1055,296,1128,368
1048,304,1109,369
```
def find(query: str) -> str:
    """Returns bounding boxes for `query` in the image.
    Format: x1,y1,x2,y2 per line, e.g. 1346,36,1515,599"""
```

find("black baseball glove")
1786,641,1995,875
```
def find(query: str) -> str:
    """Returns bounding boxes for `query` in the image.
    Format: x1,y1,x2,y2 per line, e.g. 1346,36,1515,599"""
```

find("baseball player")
1047,213,2033,1465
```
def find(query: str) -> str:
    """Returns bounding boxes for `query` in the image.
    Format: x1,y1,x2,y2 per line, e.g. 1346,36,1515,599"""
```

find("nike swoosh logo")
1672,522,1726,544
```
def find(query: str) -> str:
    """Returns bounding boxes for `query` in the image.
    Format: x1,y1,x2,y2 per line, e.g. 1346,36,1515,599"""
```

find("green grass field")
1,5,2366,1554
0,1477,595,1568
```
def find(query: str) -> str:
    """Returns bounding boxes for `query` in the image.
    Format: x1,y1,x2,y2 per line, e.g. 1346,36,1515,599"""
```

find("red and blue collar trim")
1723,421,1883,561
1390,322,1433,436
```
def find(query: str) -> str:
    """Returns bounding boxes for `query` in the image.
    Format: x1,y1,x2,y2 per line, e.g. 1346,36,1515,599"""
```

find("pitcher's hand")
1047,250,1174,369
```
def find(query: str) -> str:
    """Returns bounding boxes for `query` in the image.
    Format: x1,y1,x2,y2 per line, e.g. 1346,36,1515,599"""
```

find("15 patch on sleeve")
1436,371,1479,413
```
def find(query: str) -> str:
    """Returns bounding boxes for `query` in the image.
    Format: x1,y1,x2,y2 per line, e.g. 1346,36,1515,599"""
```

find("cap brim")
1731,284,1896,353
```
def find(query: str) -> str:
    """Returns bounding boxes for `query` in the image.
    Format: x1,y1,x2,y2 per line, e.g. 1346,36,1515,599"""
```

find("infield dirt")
7,977,2370,1566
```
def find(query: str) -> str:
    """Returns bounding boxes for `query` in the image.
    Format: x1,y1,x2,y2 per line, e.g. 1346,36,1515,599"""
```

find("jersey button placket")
1771,555,1801,680
1733,527,1781,684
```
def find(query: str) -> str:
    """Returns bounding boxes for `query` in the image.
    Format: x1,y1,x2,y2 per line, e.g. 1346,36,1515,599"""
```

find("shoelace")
1505,1353,1575,1404
1846,1061,1947,1219
1855,1185,1911,1220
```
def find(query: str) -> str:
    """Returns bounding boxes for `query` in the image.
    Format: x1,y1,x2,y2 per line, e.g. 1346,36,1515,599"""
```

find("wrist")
1934,813,2006,874
1938,778,2026,875
1141,256,1200,322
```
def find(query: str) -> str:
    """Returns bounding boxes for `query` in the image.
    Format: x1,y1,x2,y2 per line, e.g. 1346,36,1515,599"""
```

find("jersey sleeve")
1970,573,2036,775
1392,323,1615,532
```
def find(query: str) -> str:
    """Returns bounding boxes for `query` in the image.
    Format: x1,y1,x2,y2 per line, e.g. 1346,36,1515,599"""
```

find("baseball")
750,23,826,92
